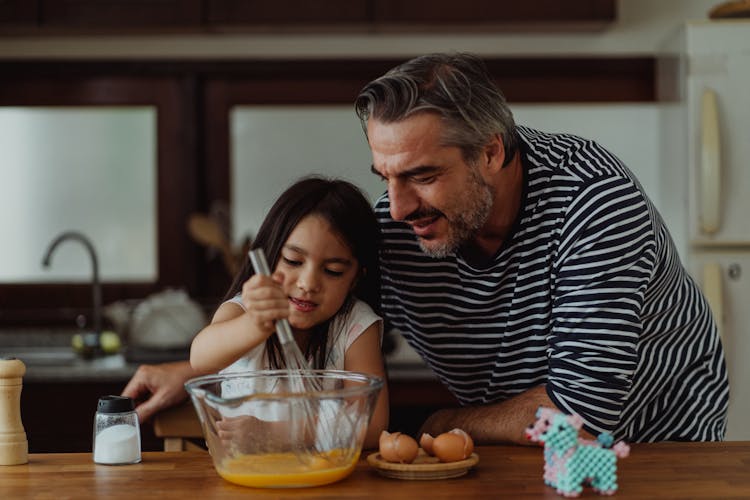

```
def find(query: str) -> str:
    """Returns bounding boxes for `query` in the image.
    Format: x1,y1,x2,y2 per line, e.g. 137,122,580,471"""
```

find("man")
124,53,728,443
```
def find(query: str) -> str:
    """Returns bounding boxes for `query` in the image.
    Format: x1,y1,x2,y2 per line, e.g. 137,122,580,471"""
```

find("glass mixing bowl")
185,369,383,488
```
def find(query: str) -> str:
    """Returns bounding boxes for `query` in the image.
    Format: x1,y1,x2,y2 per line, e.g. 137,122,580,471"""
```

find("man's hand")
121,360,195,422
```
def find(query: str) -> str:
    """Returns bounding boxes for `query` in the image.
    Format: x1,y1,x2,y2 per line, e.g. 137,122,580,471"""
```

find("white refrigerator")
659,20,750,440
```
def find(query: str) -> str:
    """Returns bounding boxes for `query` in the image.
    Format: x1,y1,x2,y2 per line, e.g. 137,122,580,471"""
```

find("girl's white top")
218,297,382,400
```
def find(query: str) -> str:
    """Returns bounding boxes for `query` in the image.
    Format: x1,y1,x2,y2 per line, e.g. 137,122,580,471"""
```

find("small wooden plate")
367,450,479,480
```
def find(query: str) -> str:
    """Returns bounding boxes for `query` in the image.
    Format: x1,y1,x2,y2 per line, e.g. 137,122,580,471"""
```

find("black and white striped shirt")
376,126,729,442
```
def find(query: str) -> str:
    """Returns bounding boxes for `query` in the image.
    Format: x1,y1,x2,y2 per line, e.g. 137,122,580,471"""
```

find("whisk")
248,248,341,457
248,248,322,389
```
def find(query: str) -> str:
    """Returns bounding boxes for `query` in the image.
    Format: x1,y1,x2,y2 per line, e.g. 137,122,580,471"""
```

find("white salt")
93,424,141,464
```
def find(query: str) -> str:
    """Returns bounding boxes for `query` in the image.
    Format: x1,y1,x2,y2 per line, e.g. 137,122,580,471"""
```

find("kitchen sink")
0,347,78,366
0,330,134,383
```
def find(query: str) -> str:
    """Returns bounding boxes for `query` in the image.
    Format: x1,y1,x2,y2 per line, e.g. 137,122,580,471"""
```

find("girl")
190,176,388,449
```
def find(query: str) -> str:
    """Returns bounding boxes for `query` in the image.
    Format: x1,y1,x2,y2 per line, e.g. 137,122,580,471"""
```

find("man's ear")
484,134,505,173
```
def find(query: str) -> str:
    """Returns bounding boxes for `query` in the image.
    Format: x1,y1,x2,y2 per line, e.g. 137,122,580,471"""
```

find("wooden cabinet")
0,0,37,26
0,0,616,33
20,377,455,452
21,381,163,453
374,0,616,29
39,0,202,29
207,0,370,27
208,0,616,30
388,378,458,436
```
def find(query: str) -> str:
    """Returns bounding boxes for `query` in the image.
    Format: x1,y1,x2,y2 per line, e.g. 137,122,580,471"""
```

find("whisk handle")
248,248,296,345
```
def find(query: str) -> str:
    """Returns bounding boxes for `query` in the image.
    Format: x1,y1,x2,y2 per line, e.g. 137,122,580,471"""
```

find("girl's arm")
190,302,260,374
344,322,389,449
190,274,287,374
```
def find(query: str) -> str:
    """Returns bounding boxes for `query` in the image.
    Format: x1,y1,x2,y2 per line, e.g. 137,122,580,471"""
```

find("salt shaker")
0,357,28,466
92,395,141,465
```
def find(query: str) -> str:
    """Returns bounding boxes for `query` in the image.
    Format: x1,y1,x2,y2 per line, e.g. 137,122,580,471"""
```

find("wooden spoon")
186,214,239,275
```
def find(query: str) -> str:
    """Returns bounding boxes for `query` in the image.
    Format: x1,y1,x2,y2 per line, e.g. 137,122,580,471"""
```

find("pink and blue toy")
525,407,630,497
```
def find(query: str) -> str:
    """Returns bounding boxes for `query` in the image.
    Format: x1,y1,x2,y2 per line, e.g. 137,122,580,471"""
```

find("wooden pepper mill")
0,357,28,465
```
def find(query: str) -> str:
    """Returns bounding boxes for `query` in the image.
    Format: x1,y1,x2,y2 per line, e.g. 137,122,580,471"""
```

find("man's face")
368,113,494,258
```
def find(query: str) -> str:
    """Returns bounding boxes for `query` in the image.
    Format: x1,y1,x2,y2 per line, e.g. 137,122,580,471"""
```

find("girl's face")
275,214,359,334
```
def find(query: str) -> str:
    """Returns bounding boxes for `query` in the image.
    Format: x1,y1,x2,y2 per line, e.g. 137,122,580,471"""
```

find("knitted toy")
525,407,630,497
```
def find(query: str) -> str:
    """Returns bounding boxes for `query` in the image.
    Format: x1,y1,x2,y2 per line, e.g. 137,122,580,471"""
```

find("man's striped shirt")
376,126,728,441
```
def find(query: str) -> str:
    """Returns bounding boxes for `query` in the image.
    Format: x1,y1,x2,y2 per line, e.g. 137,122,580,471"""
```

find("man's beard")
417,168,494,259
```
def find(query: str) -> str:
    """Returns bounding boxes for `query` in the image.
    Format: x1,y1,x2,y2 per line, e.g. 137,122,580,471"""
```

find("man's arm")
419,385,593,445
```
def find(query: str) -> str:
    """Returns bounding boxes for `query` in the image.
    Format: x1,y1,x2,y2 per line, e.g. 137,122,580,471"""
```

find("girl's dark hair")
223,176,381,369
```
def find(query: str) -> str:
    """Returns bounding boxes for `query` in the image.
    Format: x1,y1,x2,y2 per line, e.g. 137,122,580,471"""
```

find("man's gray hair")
355,53,518,166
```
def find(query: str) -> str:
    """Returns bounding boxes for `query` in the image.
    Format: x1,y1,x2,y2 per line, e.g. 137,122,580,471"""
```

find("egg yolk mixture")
217,448,359,488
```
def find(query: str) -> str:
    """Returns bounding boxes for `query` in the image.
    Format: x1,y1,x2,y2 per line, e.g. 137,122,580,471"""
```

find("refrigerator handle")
702,262,724,341
700,88,721,235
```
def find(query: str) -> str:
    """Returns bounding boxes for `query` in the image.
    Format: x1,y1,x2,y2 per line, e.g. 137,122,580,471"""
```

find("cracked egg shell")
432,429,474,462
419,433,435,456
379,431,419,464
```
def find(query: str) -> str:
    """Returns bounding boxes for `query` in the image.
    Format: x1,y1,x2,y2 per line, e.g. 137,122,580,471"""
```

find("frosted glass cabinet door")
0,107,157,283
230,106,383,242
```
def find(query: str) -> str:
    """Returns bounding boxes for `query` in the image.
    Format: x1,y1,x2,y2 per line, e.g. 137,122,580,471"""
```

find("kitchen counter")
1,443,749,498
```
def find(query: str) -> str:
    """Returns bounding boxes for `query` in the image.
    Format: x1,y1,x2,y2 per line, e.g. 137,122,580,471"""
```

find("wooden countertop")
1,442,749,498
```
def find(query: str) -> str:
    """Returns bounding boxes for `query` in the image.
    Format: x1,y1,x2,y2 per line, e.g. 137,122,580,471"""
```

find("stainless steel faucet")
42,231,102,353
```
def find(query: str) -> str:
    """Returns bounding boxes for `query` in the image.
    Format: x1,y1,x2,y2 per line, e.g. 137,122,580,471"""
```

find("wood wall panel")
0,0,616,32
207,0,370,26
0,0,38,25
375,0,616,28
39,0,202,28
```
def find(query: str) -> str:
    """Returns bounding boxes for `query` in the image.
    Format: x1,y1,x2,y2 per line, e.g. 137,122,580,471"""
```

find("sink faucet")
42,231,102,353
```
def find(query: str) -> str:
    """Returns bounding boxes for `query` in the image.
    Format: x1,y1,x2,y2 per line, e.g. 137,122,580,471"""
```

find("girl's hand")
240,273,289,335
217,415,264,453
217,415,292,453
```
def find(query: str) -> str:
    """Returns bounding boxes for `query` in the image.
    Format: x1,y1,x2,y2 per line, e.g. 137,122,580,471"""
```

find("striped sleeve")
547,176,656,435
